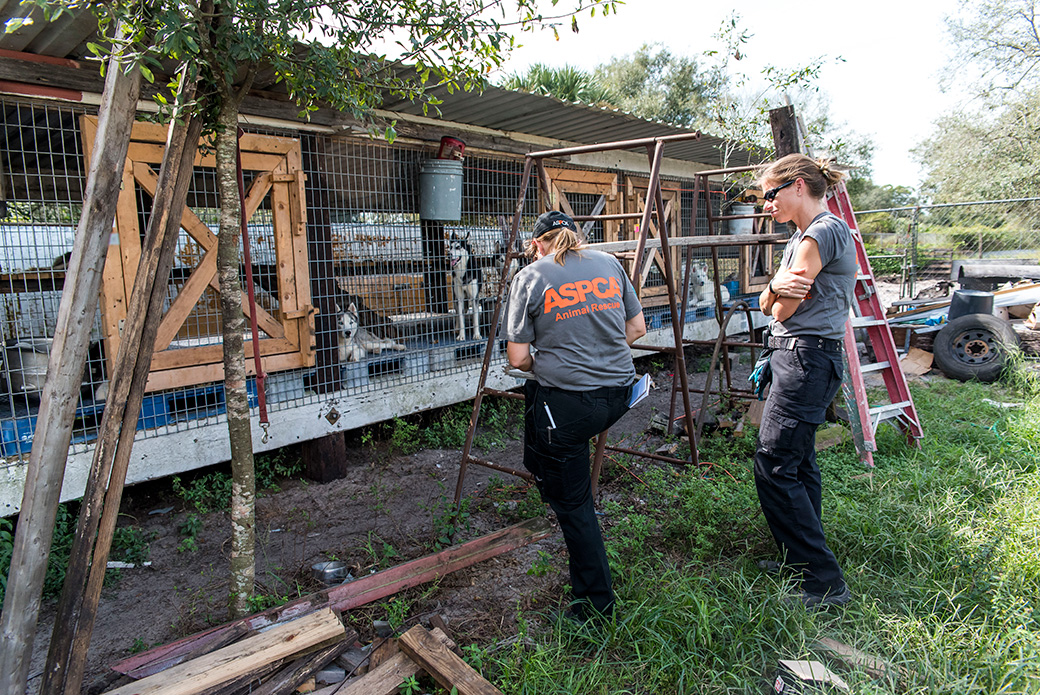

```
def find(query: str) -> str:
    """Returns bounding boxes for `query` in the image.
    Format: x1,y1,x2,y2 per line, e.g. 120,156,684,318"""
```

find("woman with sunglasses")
754,153,856,609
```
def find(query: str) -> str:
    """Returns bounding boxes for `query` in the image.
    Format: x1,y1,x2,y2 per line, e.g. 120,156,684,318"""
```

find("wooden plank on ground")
247,637,352,695
103,608,345,695
334,628,454,695
113,518,552,679
398,625,502,695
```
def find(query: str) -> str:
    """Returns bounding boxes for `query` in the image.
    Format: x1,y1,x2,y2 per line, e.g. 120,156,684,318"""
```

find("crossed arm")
759,237,823,323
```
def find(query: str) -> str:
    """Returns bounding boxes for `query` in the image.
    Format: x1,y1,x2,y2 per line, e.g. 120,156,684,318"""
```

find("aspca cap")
533,210,577,238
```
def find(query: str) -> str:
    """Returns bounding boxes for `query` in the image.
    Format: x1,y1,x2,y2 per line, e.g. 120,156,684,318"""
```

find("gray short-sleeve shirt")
504,249,642,390
770,211,856,341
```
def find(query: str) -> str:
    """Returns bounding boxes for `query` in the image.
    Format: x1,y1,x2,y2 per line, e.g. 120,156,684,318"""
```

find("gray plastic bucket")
948,289,994,321
419,159,463,221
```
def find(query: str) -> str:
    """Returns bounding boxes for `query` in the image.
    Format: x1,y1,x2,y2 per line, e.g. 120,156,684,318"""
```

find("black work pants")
754,347,846,595
523,379,630,617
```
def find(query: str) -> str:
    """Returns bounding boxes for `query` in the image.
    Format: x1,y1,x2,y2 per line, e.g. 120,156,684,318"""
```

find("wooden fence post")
41,97,204,695
0,33,142,695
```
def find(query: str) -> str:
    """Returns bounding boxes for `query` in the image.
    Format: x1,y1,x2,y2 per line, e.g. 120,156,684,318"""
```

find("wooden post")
769,105,801,159
41,100,205,695
302,432,349,483
0,38,142,695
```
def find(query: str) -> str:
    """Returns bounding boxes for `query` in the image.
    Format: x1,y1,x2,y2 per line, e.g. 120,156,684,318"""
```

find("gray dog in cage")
448,234,482,342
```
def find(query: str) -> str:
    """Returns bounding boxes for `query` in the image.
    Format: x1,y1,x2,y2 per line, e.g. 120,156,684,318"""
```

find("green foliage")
359,532,400,570
111,524,155,567
915,88,1040,202
483,376,1040,693
423,495,472,551
418,399,521,451
129,637,149,654
0,503,76,603
388,417,422,455
255,448,303,491
0,516,14,601
177,513,202,553
942,224,1027,254
526,550,553,577
246,592,289,612
381,596,410,628
499,63,615,105
420,403,470,449
398,674,421,695
592,43,711,127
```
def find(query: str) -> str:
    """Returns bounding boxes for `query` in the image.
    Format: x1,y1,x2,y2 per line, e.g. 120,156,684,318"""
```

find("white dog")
448,234,482,341
689,260,729,306
338,302,407,362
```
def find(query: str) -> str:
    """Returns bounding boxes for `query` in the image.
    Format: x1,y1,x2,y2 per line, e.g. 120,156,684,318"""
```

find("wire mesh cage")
0,95,766,467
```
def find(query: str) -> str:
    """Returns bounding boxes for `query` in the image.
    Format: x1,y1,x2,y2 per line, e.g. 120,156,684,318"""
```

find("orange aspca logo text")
544,276,623,313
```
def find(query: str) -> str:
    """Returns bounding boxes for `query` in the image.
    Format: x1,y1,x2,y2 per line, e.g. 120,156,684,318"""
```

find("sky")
494,0,972,189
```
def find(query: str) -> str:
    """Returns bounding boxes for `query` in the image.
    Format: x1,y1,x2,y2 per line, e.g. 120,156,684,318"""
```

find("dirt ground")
24,348,758,695
26,276,945,692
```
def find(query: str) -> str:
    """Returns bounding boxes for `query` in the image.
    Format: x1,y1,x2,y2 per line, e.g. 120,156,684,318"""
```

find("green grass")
476,371,1040,694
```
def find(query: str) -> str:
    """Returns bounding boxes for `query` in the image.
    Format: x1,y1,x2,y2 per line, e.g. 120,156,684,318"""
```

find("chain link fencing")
857,197,1040,303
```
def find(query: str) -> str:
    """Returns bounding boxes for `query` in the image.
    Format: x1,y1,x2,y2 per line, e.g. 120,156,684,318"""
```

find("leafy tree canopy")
914,87,1040,202
592,43,713,127
15,0,619,132
946,0,1040,100
499,63,615,104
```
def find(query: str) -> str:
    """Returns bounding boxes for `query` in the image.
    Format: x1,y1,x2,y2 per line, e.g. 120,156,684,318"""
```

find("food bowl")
311,560,348,584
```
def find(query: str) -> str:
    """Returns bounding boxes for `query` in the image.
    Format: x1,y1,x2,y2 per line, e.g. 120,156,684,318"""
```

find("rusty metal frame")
452,141,787,504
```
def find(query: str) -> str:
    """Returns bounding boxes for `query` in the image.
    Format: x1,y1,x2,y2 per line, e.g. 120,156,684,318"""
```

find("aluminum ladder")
826,180,924,466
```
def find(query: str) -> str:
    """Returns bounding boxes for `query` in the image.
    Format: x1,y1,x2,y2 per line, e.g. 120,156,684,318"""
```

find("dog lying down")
337,302,407,362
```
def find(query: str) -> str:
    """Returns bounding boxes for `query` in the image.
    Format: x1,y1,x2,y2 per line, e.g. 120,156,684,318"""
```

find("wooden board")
334,628,454,695
102,608,345,695
398,625,502,695
113,518,552,679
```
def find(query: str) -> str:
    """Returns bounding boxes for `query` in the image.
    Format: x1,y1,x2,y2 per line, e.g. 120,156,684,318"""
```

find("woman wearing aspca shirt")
504,210,646,624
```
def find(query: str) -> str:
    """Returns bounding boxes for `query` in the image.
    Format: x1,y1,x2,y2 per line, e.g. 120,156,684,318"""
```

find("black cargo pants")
523,379,631,618
754,345,847,595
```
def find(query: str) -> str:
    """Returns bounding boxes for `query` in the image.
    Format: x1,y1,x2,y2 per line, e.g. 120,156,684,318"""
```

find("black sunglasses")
763,180,795,201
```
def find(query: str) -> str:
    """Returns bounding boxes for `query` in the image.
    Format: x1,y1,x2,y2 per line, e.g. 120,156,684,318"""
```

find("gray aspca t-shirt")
770,211,856,341
503,249,642,390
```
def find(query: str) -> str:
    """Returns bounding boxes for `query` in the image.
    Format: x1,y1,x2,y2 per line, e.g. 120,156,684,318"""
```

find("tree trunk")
215,100,256,619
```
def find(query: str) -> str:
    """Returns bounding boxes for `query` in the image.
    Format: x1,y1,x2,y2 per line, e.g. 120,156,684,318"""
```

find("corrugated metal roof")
0,4,97,58
382,83,750,167
0,9,751,167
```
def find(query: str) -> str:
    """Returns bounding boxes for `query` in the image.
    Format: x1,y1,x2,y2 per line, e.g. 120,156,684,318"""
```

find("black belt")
766,335,843,353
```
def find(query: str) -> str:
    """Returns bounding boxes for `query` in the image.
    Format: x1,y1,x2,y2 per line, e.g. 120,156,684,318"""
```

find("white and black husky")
338,302,407,362
448,234,482,341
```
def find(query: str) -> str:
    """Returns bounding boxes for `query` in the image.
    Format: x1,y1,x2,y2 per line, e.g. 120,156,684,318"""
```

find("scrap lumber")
114,517,552,678
814,638,905,682
398,625,503,695
103,608,345,695
138,623,255,681
367,639,399,671
246,640,351,695
334,628,455,695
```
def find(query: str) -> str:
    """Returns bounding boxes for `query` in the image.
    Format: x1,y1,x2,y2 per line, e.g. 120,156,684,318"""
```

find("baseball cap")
532,211,577,238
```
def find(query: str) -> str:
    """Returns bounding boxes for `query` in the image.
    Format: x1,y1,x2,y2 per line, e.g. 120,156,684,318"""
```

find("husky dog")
689,260,729,306
448,234,482,341
493,219,525,287
338,302,407,362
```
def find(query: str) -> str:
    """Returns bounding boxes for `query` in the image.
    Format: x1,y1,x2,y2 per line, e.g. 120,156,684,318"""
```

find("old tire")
932,313,1018,382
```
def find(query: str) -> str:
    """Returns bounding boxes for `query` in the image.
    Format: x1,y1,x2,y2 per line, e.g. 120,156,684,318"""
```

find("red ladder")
826,180,923,466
